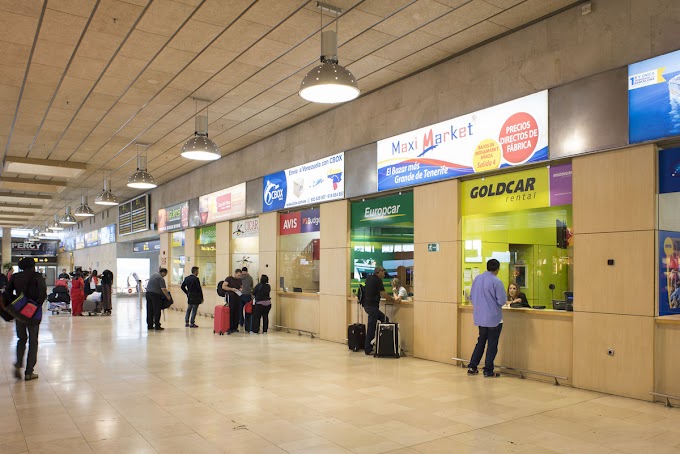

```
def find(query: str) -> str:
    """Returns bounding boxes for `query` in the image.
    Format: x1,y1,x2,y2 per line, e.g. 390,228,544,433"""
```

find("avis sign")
279,208,320,235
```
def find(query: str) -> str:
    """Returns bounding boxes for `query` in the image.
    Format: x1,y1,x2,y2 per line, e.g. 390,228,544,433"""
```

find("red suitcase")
214,305,229,335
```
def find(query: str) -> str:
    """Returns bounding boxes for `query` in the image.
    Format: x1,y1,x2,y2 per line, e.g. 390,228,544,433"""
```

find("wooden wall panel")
259,250,277,324
414,301,457,363
320,200,348,249
655,322,680,398
458,308,573,383
414,179,460,243
574,230,655,316
573,145,656,233
414,241,459,304
319,294,348,343
573,312,653,400
278,293,320,335
320,248,349,296
259,211,278,252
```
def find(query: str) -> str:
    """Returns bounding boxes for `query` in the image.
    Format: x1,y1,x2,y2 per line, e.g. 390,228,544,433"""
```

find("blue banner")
629,49,680,143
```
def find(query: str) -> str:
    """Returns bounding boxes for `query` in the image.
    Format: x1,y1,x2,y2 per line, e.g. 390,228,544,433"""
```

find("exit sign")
427,243,440,252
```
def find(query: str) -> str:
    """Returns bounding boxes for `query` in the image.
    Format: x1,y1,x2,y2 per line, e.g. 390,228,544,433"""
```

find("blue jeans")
469,324,503,374
364,305,387,353
185,304,198,325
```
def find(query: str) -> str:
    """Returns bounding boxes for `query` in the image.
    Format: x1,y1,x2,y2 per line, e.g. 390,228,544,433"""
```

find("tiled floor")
1,298,680,453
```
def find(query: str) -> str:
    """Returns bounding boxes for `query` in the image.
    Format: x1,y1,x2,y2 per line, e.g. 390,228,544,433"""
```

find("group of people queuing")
57,268,114,316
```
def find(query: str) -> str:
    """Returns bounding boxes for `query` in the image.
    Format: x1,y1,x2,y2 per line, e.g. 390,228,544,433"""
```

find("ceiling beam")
0,193,52,204
3,157,87,179
0,177,67,193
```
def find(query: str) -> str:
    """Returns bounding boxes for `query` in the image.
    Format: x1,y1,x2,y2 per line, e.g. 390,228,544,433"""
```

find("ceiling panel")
0,0,576,226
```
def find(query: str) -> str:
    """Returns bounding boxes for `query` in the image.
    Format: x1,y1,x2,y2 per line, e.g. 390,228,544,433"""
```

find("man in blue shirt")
468,259,506,377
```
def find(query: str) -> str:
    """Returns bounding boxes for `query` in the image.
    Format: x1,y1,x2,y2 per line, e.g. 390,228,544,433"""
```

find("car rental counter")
458,304,573,383
348,297,415,354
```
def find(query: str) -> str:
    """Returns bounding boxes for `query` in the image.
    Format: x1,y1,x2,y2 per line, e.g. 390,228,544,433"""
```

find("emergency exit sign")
427,243,440,252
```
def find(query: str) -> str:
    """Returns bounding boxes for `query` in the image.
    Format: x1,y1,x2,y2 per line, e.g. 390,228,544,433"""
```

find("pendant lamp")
127,145,157,189
60,206,77,225
299,3,359,104
50,213,63,231
181,106,220,161
39,222,50,236
75,195,95,217
95,177,119,205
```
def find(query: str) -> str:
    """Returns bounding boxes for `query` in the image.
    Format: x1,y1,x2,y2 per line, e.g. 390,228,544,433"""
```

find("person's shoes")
190,324,198,328
154,327,164,331
24,373,38,381
483,372,500,378
13,364,21,380
227,330,232,335
185,323,190,328
365,350,374,355
233,329,239,333
467,368,479,376
148,326,153,330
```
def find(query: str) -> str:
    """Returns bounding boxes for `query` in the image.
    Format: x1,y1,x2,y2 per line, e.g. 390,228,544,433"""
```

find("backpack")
357,284,366,306
216,280,226,297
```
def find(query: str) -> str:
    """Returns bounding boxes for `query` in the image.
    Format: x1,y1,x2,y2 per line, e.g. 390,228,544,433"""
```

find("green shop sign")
351,193,414,227
198,225,216,245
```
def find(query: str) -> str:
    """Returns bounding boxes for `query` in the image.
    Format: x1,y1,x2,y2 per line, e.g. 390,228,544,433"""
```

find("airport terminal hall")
3,0,680,453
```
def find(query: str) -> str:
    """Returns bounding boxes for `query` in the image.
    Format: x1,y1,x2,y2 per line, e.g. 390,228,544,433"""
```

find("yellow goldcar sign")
461,167,550,216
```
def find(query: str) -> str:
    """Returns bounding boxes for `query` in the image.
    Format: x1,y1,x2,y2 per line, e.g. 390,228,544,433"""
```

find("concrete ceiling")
0,0,578,228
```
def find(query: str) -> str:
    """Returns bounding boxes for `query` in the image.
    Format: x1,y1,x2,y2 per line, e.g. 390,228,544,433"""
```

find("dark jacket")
101,270,113,286
252,283,271,302
181,274,203,305
4,270,47,307
363,274,384,307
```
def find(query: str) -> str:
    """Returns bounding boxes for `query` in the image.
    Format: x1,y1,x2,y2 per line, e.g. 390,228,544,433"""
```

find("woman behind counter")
507,283,531,308
391,278,409,303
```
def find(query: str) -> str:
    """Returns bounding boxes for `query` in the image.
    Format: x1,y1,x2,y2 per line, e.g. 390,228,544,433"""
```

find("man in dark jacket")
100,269,114,315
181,266,203,328
4,257,47,381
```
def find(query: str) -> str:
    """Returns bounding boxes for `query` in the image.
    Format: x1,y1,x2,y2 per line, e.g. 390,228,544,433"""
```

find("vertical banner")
660,231,680,316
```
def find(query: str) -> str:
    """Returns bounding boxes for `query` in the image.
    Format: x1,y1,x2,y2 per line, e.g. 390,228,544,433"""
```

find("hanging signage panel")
198,183,246,225
158,201,189,233
350,193,414,227
629,49,680,144
279,208,320,236
232,217,259,239
118,195,148,236
262,153,345,212
377,91,549,191
11,240,57,256
99,224,116,245
133,239,161,253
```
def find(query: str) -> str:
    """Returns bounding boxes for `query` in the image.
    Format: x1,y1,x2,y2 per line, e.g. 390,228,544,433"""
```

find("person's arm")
222,281,237,292
180,278,189,295
38,276,47,303
519,292,530,307
161,287,172,300
495,280,506,307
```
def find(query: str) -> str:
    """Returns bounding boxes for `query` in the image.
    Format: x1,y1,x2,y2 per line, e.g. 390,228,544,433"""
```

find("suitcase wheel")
213,330,215,334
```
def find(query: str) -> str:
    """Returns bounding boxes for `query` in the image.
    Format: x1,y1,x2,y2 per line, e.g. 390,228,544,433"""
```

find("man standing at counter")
468,259,506,378
363,266,397,355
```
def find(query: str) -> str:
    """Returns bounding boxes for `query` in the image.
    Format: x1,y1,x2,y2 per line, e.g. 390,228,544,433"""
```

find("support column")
2,227,11,268
259,212,278,325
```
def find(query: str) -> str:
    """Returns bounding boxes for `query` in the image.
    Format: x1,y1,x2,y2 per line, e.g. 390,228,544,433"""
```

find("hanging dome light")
181,113,220,161
60,206,77,225
95,177,119,205
75,195,95,217
32,227,40,237
299,5,359,104
49,213,63,231
39,222,50,236
127,153,157,189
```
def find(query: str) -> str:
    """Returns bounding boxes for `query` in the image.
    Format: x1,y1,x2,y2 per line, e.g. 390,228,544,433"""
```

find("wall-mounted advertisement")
11,240,58,257
133,239,161,253
84,229,100,248
99,224,116,245
199,183,246,225
279,208,320,235
158,201,189,233
63,237,76,252
232,217,259,239
377,91,549,191
629,49,680,144
263,153,344,212
660,232,680,316
75,234,85,250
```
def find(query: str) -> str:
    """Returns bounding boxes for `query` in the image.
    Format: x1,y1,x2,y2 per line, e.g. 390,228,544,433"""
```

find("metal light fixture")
95,176,119,205
50,213,63,231
75,195,95,217
127,144,157,189
181,103,220,161
39,222,50,236
299,2,359,104
60,206,77,225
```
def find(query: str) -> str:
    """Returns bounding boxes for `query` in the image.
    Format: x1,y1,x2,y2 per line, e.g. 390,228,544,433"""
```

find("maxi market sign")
263,152,344,212
377,91,549,191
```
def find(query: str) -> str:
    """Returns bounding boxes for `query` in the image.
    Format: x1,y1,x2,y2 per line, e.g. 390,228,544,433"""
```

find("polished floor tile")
0,298,677,454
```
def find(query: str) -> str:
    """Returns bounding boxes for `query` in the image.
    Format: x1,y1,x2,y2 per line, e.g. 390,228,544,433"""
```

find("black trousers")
469,324,503,373
252,304,271,333
227,293,240,331
146,293,162,329
16,320,39,374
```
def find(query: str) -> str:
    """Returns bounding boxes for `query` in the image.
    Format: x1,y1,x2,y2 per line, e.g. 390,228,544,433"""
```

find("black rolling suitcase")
348,290,366,352
374,321,400,358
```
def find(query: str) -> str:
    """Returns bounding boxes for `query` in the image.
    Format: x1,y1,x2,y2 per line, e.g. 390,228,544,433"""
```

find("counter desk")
277,291,320,335
655,315,680,398
458,304,573,383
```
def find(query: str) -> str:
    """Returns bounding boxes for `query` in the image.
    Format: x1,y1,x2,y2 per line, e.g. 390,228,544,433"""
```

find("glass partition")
195,225,216,286
278,208,320,292
170,231,185,286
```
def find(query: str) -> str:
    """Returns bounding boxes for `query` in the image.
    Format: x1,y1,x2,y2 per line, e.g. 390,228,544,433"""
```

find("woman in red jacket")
71,271,85,316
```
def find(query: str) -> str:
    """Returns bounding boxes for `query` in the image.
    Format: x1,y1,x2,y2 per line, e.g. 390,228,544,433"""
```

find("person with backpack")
221,269,242,334
239,267,254,329
181,266,203,328
100,269,114,315
4,257,47,381
363,266,397,355
251,275,271,334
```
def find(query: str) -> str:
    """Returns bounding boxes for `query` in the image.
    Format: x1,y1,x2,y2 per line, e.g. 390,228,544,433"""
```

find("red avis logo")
499,112,539,164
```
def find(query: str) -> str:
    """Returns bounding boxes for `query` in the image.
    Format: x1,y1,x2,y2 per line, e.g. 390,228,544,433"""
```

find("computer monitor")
564,291,573,303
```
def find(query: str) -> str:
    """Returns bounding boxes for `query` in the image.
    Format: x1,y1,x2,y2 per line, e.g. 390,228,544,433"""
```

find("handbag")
245,299,253,314
6,274,42,325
